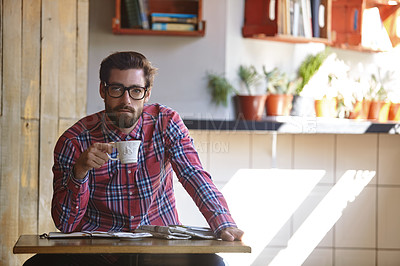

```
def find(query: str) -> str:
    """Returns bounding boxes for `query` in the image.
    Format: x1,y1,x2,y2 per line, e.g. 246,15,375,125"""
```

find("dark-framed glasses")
103,82,148,100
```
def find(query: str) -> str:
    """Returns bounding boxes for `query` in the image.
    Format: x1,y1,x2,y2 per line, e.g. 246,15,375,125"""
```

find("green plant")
262,67,301,94
238,65,261,95
296,49,329,95
206,72,235,107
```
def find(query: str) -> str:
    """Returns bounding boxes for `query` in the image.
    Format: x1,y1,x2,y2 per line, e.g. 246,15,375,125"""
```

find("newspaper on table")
134,225,217,240
43,231,152,239
41,225,216,240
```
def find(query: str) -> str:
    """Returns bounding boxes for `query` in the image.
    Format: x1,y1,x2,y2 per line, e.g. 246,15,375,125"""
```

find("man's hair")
99,51,157,88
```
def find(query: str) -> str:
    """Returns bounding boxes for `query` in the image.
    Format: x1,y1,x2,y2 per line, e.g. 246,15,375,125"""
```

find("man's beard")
105,101,142,129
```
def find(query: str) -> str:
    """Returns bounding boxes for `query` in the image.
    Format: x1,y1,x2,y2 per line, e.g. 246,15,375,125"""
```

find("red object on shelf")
242,0,278,37
331,0,364,46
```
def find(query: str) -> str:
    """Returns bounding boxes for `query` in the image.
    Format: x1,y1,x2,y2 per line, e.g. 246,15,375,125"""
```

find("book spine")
151,23,195,31
151,16,198,24
310,0,320,37
124,0,142,28
137,0,149,29
150,13,198,24
151,13,197,19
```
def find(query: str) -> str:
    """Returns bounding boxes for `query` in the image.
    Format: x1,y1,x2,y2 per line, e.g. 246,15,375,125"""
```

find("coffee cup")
107,140,141,164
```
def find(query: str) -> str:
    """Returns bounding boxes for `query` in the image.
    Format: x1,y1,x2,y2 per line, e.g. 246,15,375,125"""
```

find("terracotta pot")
388,103,400,121
266,94,293,116
235,95,267,120
368,101,390,122
349,100,371,120
315,97,337,118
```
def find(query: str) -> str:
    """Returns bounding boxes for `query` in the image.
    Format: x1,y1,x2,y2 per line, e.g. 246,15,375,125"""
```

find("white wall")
88,0,230,119
87,0,400,118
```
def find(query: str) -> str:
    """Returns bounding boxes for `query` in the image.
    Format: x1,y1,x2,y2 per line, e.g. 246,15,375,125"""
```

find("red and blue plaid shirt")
52,104,236,236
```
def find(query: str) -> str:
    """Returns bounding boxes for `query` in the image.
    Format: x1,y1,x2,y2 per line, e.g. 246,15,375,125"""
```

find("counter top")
183,117,400,134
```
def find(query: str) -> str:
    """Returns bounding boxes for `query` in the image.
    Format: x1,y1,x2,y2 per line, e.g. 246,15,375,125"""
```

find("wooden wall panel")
0,1,22,265
0,1,89,264
58,0,77,119
39,0,61,234
20,0,41,246
22,0,41,120
0,0,2,117
77,0,89,117
18,120,39,264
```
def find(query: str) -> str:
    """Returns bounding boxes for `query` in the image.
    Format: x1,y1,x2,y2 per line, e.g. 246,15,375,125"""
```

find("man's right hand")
73,143,113,180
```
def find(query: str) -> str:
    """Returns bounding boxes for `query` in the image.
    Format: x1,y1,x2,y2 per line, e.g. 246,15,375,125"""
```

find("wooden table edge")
13,235,251,254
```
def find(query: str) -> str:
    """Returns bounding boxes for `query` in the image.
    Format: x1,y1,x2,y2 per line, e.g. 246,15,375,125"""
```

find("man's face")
100,68,151,132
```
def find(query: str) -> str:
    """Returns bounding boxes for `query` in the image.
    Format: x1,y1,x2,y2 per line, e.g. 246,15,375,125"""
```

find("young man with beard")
24,51,243,265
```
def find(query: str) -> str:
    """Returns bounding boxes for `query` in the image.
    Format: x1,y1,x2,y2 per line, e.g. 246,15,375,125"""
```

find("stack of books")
277,0,326,38
150,13,198,31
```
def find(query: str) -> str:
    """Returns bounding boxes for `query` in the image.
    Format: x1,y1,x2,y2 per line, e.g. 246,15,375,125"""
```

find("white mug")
107,140,141,164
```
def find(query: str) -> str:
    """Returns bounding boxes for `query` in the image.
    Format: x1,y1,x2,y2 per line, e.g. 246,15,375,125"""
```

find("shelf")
113,0,205,37
184,117,400,134
242,0,400,52
244,34,331,44
112,19,206,37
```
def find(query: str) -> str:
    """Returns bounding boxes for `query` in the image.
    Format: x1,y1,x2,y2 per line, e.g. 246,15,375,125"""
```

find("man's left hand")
219,227,244,241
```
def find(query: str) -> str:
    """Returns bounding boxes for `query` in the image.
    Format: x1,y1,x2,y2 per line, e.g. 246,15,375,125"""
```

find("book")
124,0,142,28
292,0,300,36
151,13,198,24
151,23,195,31
135,225,216,240
137,0,149,29
43,231,152,239
310,0,320,37
300,0,312,38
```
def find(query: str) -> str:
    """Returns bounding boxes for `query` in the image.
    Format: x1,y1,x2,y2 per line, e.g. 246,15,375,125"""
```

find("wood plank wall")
0,1,89,265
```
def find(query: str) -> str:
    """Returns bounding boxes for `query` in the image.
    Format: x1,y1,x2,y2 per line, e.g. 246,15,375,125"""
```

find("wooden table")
13,235,251,254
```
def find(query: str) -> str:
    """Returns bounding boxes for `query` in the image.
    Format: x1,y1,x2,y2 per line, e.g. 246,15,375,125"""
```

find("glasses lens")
129,87,146,100
108,85,124,98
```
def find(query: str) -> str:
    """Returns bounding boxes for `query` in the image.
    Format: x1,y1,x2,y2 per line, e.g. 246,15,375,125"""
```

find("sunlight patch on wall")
219,169,326,266
269,170,375,266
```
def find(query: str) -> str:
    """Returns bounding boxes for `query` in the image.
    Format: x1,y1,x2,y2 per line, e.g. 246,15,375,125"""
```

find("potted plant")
291,49,329,116
236,65,267,120
206,72,235,107
367,71,391,122
263,67,300,116
348,77,371,120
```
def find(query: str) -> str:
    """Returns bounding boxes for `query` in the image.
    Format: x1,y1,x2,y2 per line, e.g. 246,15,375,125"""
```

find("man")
24,51,243,265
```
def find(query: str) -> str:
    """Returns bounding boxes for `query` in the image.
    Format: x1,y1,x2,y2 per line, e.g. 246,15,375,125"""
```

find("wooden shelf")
244,34,331,44
242,0,332,44
242,0,400,52
112,0,205,37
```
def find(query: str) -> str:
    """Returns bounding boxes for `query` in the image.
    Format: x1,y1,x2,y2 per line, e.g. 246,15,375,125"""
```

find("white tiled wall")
173,130,400,266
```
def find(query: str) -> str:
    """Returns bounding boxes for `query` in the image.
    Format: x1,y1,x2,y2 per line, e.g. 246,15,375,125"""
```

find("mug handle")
107,142,118,161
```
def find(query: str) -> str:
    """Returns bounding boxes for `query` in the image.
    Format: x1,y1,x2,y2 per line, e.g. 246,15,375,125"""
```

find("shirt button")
129,192,133,196
75,185,79,189
130,216,134,220
75,205,79,209
128,170,132,174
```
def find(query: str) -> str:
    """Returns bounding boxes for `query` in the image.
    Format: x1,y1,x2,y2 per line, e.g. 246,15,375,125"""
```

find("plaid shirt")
52,104,236,236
